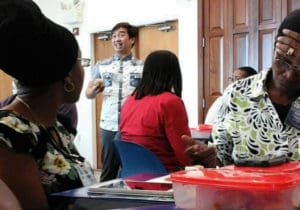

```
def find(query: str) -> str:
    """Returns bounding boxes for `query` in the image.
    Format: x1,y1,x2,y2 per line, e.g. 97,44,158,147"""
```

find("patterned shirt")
212,68,300,166
0,110,96,195
91,54,143,131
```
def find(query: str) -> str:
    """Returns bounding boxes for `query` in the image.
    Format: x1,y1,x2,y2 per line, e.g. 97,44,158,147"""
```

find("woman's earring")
64,81,75,92
171,86,175,93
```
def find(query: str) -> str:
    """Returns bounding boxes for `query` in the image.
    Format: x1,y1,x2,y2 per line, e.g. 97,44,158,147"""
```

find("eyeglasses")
78,58,91,67
275,59,300,73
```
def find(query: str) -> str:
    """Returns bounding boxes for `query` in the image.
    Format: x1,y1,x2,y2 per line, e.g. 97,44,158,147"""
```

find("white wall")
33,0,199,168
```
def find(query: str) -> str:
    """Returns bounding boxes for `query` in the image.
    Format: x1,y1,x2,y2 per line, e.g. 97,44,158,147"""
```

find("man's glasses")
78,58,91,67
275,59,300,73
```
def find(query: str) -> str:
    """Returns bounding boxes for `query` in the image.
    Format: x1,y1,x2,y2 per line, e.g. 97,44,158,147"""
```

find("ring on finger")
287,47,295,56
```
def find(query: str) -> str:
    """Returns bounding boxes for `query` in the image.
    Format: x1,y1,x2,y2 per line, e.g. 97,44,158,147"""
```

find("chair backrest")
113,136,168,178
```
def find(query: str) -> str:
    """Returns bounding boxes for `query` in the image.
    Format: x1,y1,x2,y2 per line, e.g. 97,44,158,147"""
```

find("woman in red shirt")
120,50,214,172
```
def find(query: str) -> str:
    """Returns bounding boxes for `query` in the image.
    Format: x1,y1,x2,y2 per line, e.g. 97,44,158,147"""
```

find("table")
49,174,175,210
50,186,174,210
112,203,177,210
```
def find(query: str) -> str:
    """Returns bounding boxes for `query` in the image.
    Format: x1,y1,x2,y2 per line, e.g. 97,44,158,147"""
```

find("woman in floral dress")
0,0,96,209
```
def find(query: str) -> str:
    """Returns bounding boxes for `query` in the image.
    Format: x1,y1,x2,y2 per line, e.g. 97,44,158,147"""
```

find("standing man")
86,22,143,181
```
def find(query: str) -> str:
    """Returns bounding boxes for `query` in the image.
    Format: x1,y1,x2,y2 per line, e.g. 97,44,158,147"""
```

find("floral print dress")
0,110,96,195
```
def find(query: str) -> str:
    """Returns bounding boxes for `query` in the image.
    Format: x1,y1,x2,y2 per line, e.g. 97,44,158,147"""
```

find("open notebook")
87,175,173,199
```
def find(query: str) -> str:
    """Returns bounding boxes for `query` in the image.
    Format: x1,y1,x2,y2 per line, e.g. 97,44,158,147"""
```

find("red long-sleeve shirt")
120,92,191,172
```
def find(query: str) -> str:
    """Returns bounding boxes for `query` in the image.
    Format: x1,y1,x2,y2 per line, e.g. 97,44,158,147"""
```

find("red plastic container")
221,161,300,174
170,168,300,210
198,124,213,131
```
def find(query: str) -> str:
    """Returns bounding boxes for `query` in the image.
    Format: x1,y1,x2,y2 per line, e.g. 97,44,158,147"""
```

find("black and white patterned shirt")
91,54,143,131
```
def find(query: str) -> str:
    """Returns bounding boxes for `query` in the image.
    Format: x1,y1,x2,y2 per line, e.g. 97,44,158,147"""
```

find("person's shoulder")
123,95,135,104
0,110,18,120
0,179,22,210
158,92,182,104
130,57,144,66
212,96,224,105
96,57,114,65
0,110,39,134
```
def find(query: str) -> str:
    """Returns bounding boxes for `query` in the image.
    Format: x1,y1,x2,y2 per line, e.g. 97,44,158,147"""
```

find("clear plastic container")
190,124,212,139
170,168,300,210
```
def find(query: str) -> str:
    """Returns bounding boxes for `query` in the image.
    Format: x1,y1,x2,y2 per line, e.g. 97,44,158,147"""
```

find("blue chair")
113,133,168,178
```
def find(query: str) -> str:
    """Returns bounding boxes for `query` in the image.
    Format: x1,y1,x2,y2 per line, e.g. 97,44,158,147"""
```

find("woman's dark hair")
276,9,300,40
238,66,257,76
134,50,182,99
0,0,78,87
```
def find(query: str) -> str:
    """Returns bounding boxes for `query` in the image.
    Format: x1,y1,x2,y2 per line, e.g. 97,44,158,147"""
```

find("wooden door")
200,0,298,123
93,34,113,169
93,21,178,169
0,70,12,101
137,21,178,59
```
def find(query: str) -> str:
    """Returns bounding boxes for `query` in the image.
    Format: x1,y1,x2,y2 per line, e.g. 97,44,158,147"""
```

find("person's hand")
182,134,217,168
93,78,105,93
86,79,105,98
275,29,300,67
